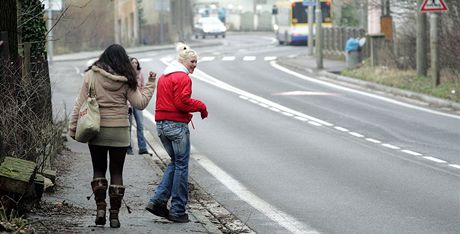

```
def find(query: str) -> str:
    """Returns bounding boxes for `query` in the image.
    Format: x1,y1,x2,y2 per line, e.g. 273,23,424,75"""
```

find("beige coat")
68,66,156,138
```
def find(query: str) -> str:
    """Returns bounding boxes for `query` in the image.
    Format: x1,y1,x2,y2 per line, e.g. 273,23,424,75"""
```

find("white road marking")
138,58,153,62
382,144,400,150
243,56,256,61
274,91,338,96
271,61,460,120
270,107,281,112
295,116,308,122
222,56,236,61
264,56,277,61
401,150,422,156
423,156,447,163
308,121,322,126
282,112,294,117
349,132,364,138
258,103,269,108
366,138,381,144
200,56,215,62
448,164,460,169
193,154,320,234
249,99,259,104
334,126,349,132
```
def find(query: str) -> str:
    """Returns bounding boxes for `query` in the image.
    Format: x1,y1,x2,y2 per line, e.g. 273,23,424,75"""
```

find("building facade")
114,0,193,46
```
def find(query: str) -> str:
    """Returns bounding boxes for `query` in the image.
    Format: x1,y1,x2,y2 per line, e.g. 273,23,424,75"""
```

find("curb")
319,71,460,112
276,58,460,114
53,41,222,62
143,130,254,234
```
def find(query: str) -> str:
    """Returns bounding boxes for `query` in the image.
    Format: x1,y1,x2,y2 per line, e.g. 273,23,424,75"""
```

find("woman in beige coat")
69,44,156,228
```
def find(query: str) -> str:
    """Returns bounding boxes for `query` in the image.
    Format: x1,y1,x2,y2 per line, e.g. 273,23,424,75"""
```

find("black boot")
108,185,125,228
91,178,108,226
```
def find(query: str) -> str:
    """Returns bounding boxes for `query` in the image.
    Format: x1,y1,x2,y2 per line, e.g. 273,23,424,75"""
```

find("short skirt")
89,127,129,147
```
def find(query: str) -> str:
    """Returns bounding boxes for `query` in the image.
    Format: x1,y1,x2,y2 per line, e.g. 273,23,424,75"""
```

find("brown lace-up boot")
90,178,108,225
108,185,125,228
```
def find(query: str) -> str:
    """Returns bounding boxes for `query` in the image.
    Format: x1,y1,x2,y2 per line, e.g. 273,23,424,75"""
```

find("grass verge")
341,65,460,103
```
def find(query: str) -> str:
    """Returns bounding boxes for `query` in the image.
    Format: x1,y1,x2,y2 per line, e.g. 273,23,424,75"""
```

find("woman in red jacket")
145,42,208,223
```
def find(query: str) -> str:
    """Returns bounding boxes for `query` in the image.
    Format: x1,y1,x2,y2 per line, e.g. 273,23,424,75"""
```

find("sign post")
304,0,316,56
315,0,323,69
420,0,448,86
420,0,448,12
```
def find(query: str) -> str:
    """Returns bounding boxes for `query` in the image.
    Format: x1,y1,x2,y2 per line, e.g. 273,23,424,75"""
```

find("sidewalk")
28,135,222,233
53,41,221,62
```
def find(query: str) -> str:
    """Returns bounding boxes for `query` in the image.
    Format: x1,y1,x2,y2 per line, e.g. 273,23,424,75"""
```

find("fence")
322,26,367,57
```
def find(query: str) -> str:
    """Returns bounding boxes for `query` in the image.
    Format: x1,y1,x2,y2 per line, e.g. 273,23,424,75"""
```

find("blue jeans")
128,108,147,152
149,120,190,216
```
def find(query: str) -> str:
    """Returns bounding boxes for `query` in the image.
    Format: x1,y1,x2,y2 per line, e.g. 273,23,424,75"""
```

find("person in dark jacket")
145,42,208,223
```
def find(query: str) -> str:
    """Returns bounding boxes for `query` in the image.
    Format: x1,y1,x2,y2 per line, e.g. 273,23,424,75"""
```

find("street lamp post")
315,0,323,69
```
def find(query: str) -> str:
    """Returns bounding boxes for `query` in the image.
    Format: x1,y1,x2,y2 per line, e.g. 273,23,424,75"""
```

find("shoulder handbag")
75,75,100,143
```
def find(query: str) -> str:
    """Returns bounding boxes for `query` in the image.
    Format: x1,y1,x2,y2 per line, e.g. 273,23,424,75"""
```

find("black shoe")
138,149,151,155
167,214,189,223
127,149,134,155
145,202,168,218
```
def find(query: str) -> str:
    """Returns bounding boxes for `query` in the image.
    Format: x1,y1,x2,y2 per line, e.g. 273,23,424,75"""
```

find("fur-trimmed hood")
91,65,128,91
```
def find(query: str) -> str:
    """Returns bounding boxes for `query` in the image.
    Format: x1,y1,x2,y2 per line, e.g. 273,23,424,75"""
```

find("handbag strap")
87,75,96,98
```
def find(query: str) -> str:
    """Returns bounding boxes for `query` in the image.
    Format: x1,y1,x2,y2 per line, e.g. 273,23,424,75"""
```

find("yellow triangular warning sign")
420,0,448,12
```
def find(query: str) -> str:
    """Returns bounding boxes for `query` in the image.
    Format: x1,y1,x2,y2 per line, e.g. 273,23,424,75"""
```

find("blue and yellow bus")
273,0,332,45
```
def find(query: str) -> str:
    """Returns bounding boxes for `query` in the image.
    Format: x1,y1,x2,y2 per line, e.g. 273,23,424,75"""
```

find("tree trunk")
0,0,18,63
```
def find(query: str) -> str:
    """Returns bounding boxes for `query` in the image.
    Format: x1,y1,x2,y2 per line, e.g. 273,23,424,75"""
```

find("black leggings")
88,145,127,185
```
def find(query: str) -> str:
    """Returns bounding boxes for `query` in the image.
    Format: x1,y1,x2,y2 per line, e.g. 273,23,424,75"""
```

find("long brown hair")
86,44,137,89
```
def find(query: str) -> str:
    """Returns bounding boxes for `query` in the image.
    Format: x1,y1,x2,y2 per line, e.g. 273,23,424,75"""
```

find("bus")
273,0,332,45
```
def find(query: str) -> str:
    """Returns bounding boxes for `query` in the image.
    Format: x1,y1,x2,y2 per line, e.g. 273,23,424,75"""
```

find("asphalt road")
52,32,460,234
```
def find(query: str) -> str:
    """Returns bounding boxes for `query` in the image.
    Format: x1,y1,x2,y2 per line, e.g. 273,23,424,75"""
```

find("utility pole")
253,0,258,31
430,13,439,86
308,5,314,56
315,0,323,69
416,0,427,76
47,4,53,64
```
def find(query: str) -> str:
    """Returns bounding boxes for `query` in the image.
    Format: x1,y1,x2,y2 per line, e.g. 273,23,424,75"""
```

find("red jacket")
155,71,206,123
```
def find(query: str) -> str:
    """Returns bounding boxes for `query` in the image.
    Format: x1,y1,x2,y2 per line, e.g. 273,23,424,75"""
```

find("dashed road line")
334,126,349,132
349,132,364,138
243,56,256,61
401,150,422,156
308,121,322,127
423,156,447,164
200,56,215,62
366,138,381,144
381,144,400,150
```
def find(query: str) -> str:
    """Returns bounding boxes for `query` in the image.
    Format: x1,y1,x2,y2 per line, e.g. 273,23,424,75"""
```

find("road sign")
303,0,316,7
420,0,448,12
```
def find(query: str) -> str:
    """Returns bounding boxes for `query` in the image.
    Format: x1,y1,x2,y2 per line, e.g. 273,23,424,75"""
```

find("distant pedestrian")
68,44,157,228
127,57,150,155
145,42,208,223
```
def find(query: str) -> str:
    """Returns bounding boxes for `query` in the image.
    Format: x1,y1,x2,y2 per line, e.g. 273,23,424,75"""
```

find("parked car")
194,17,226,39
